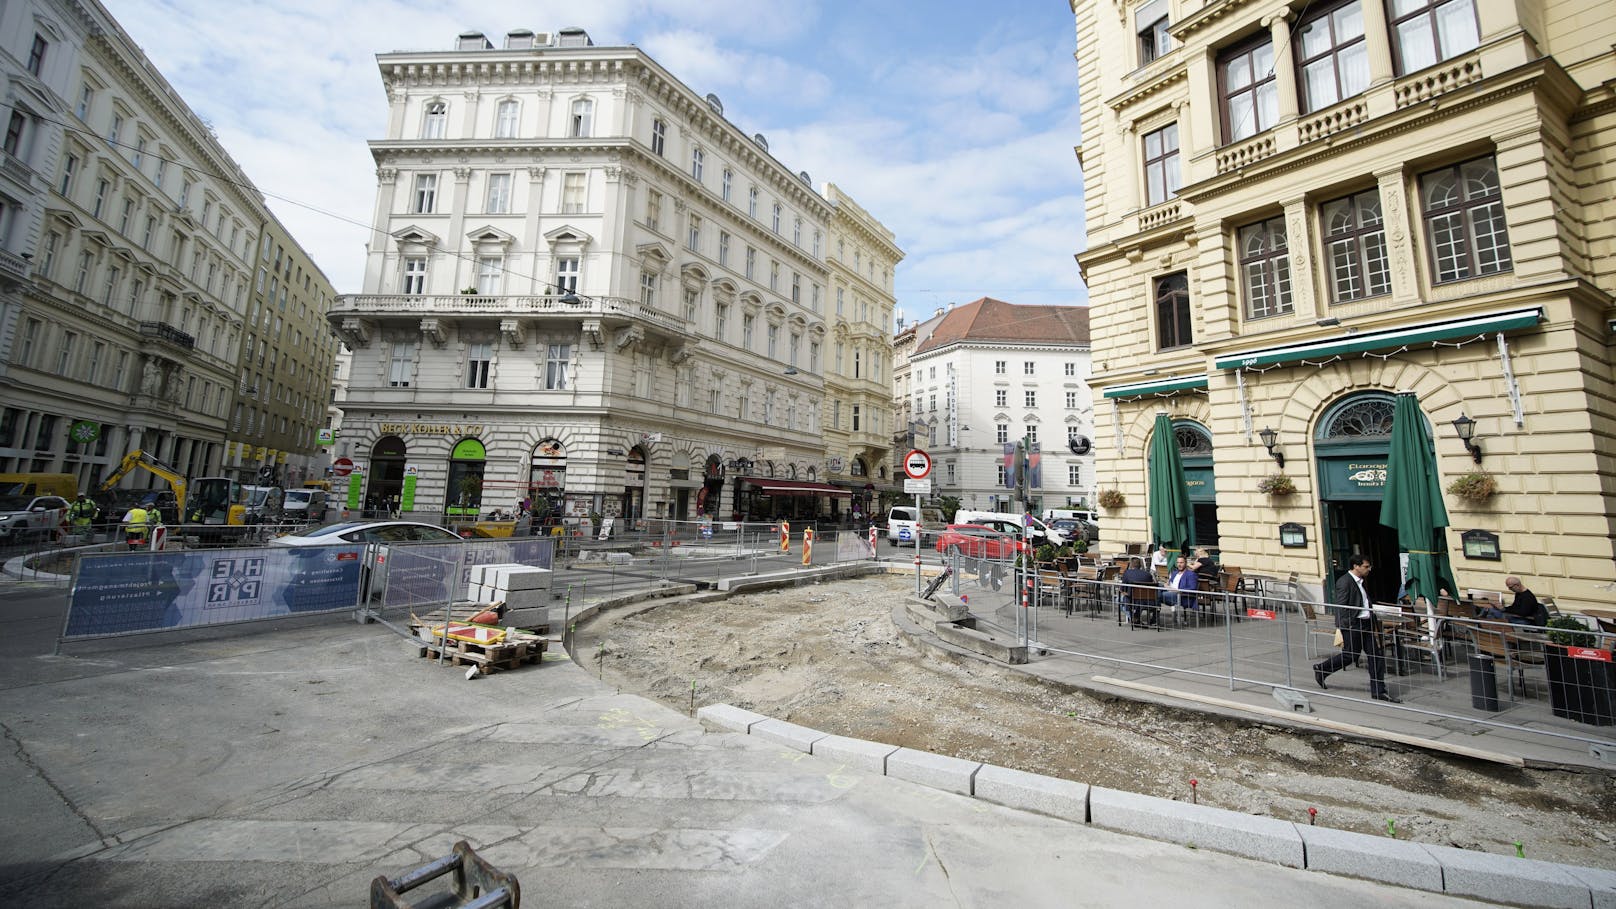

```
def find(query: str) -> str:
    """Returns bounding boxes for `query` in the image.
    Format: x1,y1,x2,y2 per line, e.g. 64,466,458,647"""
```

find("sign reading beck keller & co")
378,422,484,435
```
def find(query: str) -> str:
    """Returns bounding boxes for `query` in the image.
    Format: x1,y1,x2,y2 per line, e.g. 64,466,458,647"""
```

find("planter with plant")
1542,616,1615,726
1098,489,1126,511
1446,471,1497,504
1256,474,1297,497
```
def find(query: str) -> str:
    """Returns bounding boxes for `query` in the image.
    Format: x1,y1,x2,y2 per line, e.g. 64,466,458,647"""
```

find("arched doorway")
366,435,407,517
1175,421,1218,549
622,446,647,529
528,438,566,526
699,454,724,517
670,451,694,520
1315,392,1401,602
446,438,486,517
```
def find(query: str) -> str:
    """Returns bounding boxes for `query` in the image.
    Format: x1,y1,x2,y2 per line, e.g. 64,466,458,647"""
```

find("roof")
913,298,1089,355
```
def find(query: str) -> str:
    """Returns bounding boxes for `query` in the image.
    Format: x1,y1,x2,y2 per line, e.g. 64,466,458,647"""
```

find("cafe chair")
1298,600,1338,660
1390,598,1446,680
1121,583,1161,631
1468,623,1543,700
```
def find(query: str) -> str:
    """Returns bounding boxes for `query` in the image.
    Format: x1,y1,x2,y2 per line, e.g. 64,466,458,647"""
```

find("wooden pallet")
409,615,554,675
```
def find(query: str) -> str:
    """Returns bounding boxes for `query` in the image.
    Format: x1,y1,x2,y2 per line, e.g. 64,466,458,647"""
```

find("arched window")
422,101,447,139
1173,421,1213,455
494,100,519,138
1317,392,1396,442
570,98,593,138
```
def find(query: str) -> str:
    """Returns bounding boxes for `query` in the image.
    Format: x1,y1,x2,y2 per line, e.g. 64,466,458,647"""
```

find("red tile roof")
913,298,1089,355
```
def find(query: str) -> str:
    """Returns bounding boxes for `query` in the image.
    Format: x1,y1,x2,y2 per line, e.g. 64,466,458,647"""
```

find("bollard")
801,528,813,566
780,520,790,553
867,524,877,557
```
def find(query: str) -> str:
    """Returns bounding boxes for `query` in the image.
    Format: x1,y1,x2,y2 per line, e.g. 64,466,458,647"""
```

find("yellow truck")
0,473,77,499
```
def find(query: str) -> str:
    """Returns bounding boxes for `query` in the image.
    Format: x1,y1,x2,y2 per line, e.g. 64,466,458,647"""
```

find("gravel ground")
571,573,1616,870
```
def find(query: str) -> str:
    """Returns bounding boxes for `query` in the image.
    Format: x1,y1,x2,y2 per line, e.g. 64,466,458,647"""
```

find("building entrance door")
1324,500,1400,603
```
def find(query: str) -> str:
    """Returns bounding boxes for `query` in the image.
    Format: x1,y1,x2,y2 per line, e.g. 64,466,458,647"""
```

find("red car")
934,524,1020,559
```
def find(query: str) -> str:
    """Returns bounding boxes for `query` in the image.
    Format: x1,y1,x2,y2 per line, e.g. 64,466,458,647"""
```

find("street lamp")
1451,413,1483,463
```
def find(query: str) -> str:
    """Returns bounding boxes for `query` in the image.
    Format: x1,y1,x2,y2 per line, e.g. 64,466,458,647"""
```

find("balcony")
0,249,31,286
334,293,688,335
138,321,196,350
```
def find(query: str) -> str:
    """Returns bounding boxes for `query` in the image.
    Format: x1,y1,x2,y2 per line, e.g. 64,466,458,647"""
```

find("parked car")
0,494,69,542
270,520,465,598
887,505,946,545
241,485,286,524
283,488,329,523
1049,517,1099,544
934,524,1020,560
954,510,1068,548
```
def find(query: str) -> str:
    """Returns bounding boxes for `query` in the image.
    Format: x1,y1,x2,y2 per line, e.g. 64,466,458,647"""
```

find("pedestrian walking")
1313,554,1398,702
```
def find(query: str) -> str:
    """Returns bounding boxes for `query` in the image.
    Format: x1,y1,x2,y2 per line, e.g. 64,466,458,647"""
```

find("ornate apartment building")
1074,0,1616,604
0,0,337,491
907,299,1093,514
333,27,900,524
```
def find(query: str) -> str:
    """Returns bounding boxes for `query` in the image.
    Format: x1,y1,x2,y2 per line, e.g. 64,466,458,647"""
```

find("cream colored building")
1073,0,1616,606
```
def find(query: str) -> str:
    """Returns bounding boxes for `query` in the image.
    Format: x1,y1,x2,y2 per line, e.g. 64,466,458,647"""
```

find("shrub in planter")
1543,617,1614,725
1446,471,1497,503
1098,489,1126,510
1256,474,1297,496
1546,615,1596,648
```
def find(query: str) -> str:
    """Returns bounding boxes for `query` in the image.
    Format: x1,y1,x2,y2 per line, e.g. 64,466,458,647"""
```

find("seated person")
1119,557,1158,624
1189,547,1218,584
1150,544,1170,572
1157,556,1200,625
1478,576,1548,627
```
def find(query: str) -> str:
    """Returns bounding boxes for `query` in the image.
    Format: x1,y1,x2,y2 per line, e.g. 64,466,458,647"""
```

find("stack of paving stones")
467,563,553,627
697,704,1616,909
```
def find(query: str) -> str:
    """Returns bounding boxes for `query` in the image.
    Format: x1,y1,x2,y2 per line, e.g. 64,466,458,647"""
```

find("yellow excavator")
98,450,248,525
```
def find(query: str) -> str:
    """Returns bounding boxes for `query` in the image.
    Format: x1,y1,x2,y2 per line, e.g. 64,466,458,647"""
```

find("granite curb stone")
1423,843,1594,909
973,763,1090,824
749,718,829,753
694,704,768,734
810,734,900,775
885,747,981,795
1297,823,1444,893
1088,786,1305,868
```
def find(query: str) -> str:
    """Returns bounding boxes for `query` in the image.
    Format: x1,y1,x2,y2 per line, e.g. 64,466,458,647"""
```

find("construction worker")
123,501,150,550
68,493,99,537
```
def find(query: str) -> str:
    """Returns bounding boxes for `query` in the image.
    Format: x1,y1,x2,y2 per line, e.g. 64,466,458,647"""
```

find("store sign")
316,429,336,446
828,457,845,474
1319,458,1389,500
1183,465,1216,502
378,422,484,435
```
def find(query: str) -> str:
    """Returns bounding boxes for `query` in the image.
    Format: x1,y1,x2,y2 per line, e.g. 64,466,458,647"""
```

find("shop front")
1315,393,1400,602
364,435,407,516
737,477,852,522
527,438,566,526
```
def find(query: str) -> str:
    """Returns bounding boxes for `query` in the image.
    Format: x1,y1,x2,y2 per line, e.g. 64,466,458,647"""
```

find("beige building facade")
1073,0,1616,606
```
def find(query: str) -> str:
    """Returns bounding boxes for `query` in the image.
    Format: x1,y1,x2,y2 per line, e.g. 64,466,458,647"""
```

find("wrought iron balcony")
138,321,197,350
332,293,688,335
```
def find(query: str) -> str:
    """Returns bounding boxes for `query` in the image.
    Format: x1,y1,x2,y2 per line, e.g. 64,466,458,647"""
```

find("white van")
283,488,328,523
954,510,1067,547
887,505,946,545
1045,508,1096,524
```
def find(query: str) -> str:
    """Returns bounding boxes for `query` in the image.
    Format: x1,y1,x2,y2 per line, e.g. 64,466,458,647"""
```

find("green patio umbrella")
1147,411,1193,556
1379,391,1458,602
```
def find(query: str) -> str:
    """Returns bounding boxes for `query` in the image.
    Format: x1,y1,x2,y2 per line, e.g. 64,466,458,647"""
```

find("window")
1136,0,1172,64
715,302,728,338
744,247,756,280
21,33,55,79
40,231,59,277
994,360,1006,375
88,341,105,385
645,189,662,231
836,287,844,315
1155,272,1192,349
545,344,571,389
853,349,862,378
997,423,1009,444
769,261,779,291
710,388,721,414
56,331,77,375
74,250,92,293
810,341,819,371
485,172,512,213
1025,425,1039,444
791,273,800,304
767,324,779,358
718,231,730,266
651,118,666,156
107,113,123,147
1025,390,1037,408
771,203,782,233
466,342,492,388
812,230,822,257
58,153,76,196
684,287,698,322
388,342,416,387
852,404,862,431
411,173,437,213
570,98,593,137
561,172,586,213
1421,156,1510,282
793,217,802,246
476,256,502,294
722,168,732,202
1023,361,1035,375
1066,391,1079,408
742,313,754,348
422,101,447,139
1219,37,1277,142
153,155,165,188
402,256,427,295
495,99,519,138
1323,189,1390,302
691,147,704,181
1065,362,1076,377
555,256,579,294
3,112,26,159
995,390,1007,407
688,213,702,251
1239,216,1293,318
789,332,800,367
1143,124,1180,206
1069,464,1082,485
92,178,109,218
76,84,93,120
1296,1,1369,113
1389,0,1480,75
748,186,758,218
132,137,146,169
639,270,657,306
738,386,750,419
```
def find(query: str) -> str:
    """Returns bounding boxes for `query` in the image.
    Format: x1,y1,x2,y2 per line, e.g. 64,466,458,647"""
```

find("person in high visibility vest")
68,494,99,535
123,503,150,550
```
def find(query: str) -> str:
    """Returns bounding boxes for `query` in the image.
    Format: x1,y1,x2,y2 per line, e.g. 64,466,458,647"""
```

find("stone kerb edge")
750,718,829,753
695,704,768,734
1088,785,1305,868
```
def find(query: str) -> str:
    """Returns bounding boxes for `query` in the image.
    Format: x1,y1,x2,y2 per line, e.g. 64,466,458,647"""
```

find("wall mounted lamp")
1258,426,1285,469
1451,413,1483,463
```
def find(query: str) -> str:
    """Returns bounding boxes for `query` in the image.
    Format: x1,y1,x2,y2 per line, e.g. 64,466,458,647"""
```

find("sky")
102,0,1088,327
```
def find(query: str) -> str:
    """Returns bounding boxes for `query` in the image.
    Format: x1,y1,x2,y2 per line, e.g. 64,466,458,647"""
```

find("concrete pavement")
0,591,1495,908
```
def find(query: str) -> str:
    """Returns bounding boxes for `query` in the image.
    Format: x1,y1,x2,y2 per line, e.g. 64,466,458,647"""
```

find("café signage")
378,422,484,435
1319,457,1389,500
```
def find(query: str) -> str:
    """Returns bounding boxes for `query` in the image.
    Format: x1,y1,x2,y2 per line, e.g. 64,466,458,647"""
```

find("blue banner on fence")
64,546,365,638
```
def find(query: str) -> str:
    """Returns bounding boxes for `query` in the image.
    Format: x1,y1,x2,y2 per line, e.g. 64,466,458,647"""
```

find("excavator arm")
98,450,188,514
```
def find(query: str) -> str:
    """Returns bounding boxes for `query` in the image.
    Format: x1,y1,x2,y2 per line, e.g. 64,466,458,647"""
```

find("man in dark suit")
1313,554,1398,702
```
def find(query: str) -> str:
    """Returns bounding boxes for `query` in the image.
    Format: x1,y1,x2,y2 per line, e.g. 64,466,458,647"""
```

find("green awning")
1101,373,1209,399
1214,307,1544,371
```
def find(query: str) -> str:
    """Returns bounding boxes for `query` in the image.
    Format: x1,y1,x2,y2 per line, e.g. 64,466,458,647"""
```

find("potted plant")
1542,616,1615,726
1446,471,1497,504
1098,488,1126,511
1256,474,1297,496
460,286,480,295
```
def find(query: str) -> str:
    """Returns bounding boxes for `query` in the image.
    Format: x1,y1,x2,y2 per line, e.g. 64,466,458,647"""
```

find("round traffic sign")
332,457,355,477
903,449,931,480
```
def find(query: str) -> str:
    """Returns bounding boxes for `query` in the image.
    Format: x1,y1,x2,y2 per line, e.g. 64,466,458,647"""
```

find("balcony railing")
1297,98,1367,145
0,248,31,283
334,293,688,335
138,321,196,350
1395,56,1483,109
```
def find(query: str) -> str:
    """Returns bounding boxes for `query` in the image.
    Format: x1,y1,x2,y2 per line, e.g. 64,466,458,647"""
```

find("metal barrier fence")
936,548,1616,749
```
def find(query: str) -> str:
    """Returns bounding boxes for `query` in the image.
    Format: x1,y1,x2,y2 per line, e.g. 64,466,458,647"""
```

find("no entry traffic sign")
903,449,932,480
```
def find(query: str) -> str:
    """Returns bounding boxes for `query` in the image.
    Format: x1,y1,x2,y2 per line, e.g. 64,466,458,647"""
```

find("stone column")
1269,14,1299,124
1359,0,1396,86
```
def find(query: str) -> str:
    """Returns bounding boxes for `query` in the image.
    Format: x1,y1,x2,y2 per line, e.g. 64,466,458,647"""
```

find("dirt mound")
572,574,1616,868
